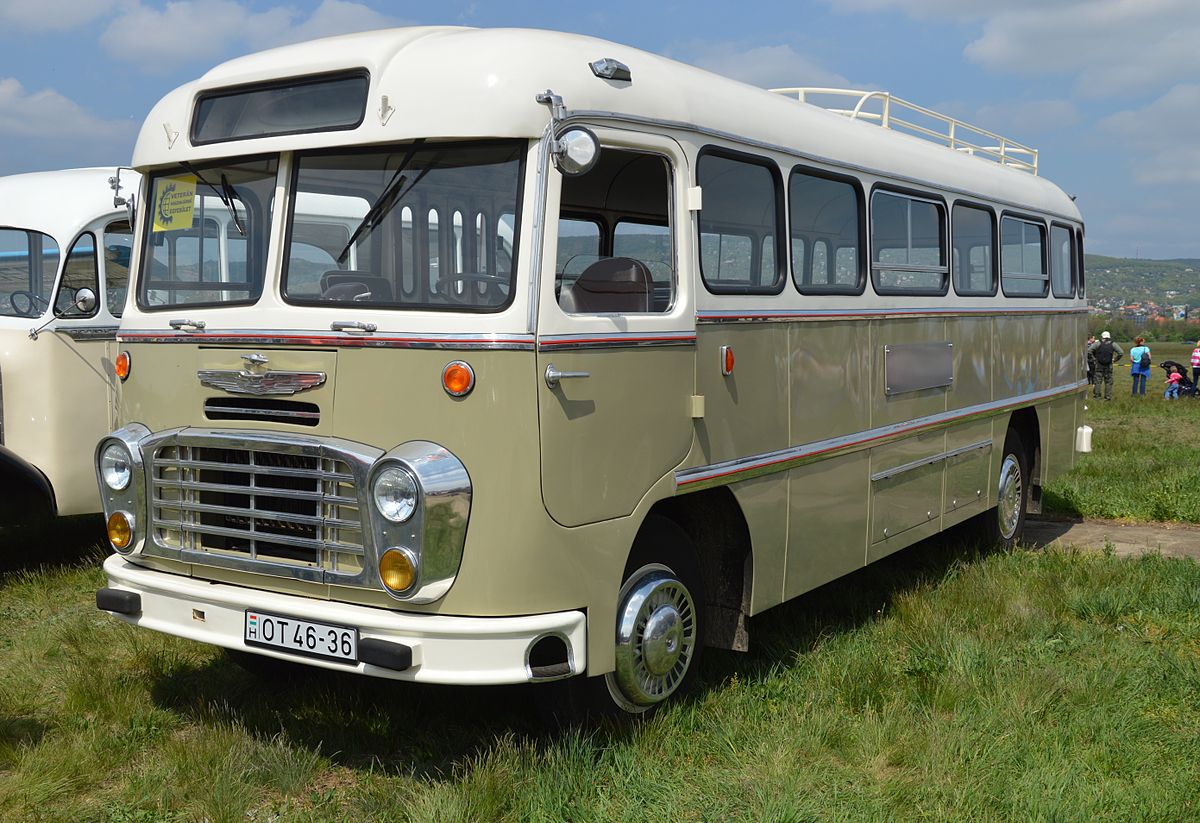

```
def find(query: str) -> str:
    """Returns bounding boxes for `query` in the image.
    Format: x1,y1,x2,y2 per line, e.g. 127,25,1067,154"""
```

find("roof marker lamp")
372,466,419,523
100,442,133,491
551,127,600,177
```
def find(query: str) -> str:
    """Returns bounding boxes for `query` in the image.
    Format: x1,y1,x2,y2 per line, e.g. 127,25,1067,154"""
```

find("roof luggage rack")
771,88,1039,176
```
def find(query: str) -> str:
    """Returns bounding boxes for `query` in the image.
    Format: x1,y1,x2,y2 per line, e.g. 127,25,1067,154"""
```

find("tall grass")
0,533,1197,821
1044,342,1200,522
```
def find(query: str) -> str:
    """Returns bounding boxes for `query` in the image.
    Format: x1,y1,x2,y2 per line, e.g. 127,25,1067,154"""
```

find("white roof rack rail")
771,88,1039,176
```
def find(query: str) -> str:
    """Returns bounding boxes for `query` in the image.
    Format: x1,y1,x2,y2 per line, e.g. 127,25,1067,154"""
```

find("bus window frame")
695,145,786,296
1049,220,1077,299
999,210,1049,299
54,231,101,319
788,162,866,296
1076,228,1086,298
869,183,949,297
950,198,998,298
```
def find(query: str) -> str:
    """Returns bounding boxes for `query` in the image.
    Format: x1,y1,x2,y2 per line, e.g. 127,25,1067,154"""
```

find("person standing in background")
1128,336,1151,396
1086,334,1096,386
1088,331,1123,401
1191,340,1200,387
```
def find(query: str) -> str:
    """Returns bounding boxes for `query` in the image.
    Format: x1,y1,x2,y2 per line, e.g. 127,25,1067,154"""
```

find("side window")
56,233,99,317
790,167,863,294
1050,224,1075,298
102,220,133,316
557,148,675,313
697,149,783,294
0,229,59,318
871,190,947,295
951,203,996,296
1001,215,1047,297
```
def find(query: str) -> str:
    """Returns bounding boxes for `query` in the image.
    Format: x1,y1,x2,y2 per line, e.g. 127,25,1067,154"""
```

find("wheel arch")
1006,406,1042,514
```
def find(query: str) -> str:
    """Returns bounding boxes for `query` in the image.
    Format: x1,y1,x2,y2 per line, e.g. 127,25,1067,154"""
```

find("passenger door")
536,134,695,527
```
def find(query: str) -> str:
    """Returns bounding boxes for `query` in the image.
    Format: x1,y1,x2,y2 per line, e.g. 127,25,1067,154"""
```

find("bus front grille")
150,442,366,576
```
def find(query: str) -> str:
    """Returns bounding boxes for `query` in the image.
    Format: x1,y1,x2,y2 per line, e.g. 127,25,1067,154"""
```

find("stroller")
1157,360,1198,398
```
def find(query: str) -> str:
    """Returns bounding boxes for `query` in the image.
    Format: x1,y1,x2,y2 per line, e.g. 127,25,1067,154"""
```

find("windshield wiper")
336,139,425,264
181,161,246,237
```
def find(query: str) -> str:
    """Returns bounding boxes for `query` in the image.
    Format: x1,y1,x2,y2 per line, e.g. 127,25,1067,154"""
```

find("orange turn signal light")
379,548,417,593
720,345,735,376
107,512,133,551
442,360,475,397
115,351,131,381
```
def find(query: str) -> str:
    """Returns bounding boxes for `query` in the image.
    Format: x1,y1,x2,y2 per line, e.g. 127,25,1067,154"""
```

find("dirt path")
1026,516,1200,560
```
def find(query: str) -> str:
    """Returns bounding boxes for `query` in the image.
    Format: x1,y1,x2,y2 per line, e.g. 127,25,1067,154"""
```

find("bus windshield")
282,140,523,313
138,156,277,310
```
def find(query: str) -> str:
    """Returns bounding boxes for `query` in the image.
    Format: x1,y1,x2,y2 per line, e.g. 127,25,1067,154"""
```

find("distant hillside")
1084,255,1200,308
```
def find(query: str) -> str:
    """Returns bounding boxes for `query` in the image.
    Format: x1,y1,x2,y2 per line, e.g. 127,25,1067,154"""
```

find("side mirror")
74,287,98,315
551,127,600,177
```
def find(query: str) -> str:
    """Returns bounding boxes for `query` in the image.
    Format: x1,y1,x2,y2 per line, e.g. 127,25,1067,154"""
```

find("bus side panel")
1050,312,1079,389
732,475,790,615
1043,394,1079,486
993,314,1049,399
867,428,947,562
785,450,869,601
946,316,993,410
871,317,950,428
789,320,872,444
943,418,995,525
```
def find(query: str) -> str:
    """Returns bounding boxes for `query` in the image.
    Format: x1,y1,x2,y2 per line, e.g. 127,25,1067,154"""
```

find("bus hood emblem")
197,369,326,396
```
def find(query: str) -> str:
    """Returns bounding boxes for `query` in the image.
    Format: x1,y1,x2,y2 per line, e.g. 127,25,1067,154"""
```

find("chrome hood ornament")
197,368,326,396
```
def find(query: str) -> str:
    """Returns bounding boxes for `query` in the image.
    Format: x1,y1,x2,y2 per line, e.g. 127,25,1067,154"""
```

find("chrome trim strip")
676,381,1085,491
559,109,1085,226
871,439,991,483
537,332,697,351
697,307,1087,323
57,325,119,341
151,456,350,481
118,330,536,350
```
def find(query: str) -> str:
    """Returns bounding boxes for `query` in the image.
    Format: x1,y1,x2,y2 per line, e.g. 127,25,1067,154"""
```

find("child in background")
1164,366,1183,400
1191,341,1200,387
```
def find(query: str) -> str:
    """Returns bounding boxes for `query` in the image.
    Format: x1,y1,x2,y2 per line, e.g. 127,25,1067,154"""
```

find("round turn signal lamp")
442,360,475,397
379,548,417,593
107,512,134,551
115,351,131,381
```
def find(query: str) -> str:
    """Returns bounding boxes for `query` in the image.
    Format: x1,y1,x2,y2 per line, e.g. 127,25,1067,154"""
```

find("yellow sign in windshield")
152,175,197,232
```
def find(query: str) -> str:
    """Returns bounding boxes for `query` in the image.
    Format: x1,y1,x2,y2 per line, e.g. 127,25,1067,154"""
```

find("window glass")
193,72,368,145
556,149,675,313
283,142,523,312
1050,225,1075,298
0,228,59,317
952,204,995,296
871,191,947,293
140,157,278,309
1001,216,1047,296
102,221,133,316
698,151,782,293
790,170,861,293
56,233,99,317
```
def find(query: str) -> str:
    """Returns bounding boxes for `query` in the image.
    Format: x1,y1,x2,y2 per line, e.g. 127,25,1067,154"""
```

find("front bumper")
99,554,586,685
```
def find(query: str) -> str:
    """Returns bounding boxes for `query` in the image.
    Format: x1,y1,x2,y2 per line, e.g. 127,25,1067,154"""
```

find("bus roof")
0,167,136,246
134,26,1081,222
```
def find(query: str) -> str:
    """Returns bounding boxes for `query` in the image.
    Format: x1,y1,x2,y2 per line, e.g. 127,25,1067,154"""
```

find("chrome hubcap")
997,454,1023,540
608,564,697,711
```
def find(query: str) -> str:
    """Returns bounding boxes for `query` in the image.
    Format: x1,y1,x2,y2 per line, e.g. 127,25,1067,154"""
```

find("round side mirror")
74,287,98,315
552,127,600,177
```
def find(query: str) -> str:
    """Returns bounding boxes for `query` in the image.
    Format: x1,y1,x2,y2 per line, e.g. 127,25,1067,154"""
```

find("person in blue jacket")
1129,336,1151,396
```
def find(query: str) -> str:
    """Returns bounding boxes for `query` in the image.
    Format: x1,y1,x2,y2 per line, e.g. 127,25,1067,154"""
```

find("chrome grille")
204,397,321,426
150,442,366,577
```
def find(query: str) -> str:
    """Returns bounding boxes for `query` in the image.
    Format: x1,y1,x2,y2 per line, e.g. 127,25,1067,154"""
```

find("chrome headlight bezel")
100,442,133,491
371,465,419,523
94,423,151,555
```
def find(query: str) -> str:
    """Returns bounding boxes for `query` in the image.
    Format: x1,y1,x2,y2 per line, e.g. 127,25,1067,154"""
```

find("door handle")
168,318,206,331
544,363,590,389
330,320,377,333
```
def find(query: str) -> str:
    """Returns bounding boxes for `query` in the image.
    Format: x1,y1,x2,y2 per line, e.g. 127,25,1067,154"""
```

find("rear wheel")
977,428,1029,548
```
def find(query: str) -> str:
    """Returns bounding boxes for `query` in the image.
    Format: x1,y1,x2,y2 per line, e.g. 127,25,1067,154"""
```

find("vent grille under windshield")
204,397,320,426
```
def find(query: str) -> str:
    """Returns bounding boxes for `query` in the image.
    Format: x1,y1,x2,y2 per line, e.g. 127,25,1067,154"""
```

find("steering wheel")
437,272,509,303
9,290,49,317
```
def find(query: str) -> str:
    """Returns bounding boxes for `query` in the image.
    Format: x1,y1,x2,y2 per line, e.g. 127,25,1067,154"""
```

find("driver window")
102,220,133,316
56,233,99,318
556,148,674,314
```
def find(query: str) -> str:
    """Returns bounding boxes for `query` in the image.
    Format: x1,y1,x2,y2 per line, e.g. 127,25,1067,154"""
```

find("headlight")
372,466,418,523
100,443,132,491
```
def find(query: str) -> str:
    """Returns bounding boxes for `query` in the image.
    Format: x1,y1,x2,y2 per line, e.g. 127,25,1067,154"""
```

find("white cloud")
1100,84,1200,185
973,99,1081,138
673,41,850,89
0,77,130,140
100,0,403,70
0,0,117,31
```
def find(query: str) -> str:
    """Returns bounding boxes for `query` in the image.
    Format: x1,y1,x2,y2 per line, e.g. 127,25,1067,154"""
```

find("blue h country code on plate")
244,610,358,663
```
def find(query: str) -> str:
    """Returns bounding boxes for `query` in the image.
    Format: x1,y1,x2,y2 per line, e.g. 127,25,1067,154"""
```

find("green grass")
1044,342,1200,522
1,533,1198,821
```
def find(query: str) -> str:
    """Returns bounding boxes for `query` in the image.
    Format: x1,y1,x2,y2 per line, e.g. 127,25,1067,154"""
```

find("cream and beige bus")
94,27,1087,715
1,168,136,524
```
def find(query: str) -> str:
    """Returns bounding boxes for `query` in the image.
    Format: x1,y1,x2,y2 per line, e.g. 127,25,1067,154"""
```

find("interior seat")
559,257,652,313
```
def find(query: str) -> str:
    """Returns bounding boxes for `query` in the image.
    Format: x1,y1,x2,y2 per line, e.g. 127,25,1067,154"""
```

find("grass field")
1044,342,1200,522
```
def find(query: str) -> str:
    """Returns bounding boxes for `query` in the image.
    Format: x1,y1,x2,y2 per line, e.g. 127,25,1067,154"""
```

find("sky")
0,0,1196,259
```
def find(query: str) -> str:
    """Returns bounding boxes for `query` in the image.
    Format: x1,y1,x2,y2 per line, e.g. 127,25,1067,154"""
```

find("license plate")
244,610,358,664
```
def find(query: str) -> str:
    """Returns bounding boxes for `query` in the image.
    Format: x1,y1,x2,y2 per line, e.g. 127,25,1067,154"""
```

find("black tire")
975,428,1030,549
539,515,704,724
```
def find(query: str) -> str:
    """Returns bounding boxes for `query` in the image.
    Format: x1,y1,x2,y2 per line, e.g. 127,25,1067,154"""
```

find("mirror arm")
28,289,97,341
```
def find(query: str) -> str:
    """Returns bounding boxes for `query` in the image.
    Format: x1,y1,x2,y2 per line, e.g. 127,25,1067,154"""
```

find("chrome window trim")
56,326,119,341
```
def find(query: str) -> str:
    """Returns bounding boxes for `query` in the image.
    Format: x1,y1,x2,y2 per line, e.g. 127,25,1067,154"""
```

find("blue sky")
0,0,1196,258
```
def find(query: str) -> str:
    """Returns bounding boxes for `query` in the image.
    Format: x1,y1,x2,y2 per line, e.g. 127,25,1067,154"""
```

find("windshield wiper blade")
336,139,425,264
180,161,245,236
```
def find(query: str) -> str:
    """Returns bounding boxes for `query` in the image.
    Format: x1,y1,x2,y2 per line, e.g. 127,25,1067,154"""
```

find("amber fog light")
107,512,134,551
115,351,131,381
442,360,475,397
379,548,417,593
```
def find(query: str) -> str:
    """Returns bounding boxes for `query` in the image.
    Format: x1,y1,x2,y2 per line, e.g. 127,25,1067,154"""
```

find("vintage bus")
0,168,136,523
94,27,1086,715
